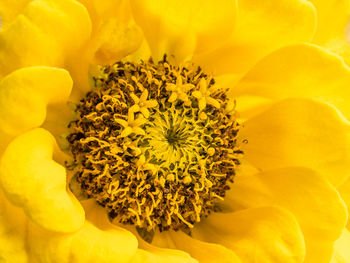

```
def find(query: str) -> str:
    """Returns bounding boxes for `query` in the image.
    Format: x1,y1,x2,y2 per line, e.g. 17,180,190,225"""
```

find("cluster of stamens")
67,56,242,233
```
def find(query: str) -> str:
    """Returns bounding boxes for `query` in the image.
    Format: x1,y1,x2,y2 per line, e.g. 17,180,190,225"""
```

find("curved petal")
29,220,138,263
338,177,350,229
331,229,350,263
151,230,241,263
0,0,31,28
87,18,143,65
192,206,305,263
76,0,133,27
133,239,198,263
308,0,350,44
0,66,72,153
193,0,316,76
28,198,138,263
233,44,350,120
0,0,92,78
239,98,350,186
130,0,237,62
0,128,85,233
224,167,348,263
0,190,28,263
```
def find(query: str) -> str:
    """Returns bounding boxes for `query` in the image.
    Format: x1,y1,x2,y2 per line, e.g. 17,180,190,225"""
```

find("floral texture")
0,0,350,263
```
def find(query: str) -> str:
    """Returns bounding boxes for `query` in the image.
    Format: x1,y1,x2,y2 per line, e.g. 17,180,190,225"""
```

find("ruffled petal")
130,0,237,62
338,177,350,229
192,206,305,263
331,229,350,263
0,190,28,263
193,0,316,76
151,230,241,263
0,128,85,233
308,0,350,44
132,243,198,263
87,17,143,65
0,66,72,152
239,98,350,186
0,0,31,28
224,167,348,263
0,0,92,78
29,221,138,263
233,44,350,120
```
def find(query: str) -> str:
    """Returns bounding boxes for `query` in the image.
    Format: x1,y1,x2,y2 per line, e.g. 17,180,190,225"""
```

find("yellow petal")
308,0,350,44
0,190,28,263
0,0,31,28
89,18,143,65
193,0,316,76
0,128,85,233
119,219,198,263
0,0,92,77
133,248,198,263
338,177,350,229
77,0,133,28
0,16,61,78
331,229,350,263
0,66,72,150
192,206,305,263
130,0,237,62
152,230,242,263
134,238,198,263
240,98,350,186
233,44,350,119
322,35,350,67
224,167,348,263
29,219,138,263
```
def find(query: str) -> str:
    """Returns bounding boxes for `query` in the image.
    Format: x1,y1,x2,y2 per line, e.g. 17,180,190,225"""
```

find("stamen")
67,56,242,233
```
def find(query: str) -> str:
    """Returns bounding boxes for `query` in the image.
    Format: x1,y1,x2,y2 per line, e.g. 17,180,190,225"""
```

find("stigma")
67,56,242,233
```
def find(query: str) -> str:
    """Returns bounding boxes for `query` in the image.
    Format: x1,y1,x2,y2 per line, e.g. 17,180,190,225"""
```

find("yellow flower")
0,0,350,263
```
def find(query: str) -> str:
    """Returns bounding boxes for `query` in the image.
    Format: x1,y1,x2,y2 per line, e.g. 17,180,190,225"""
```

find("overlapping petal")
331,229,350,263
0,66,73,155
0,0,91,78
133,241,198,263
0,0,31,28
130,0,237,63
84,199,197,263
338,177,350,229
232,44,350,120
224,167,348,263
193,0,316,76
308,0,350,45
192,206,305,263
151,230,242,263
0,128,85,233
0,191,28,263
239,98,350,186
28,220,138,263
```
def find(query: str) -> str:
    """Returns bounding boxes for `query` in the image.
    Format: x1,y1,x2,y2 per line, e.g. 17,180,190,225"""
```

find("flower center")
67,56,242,234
